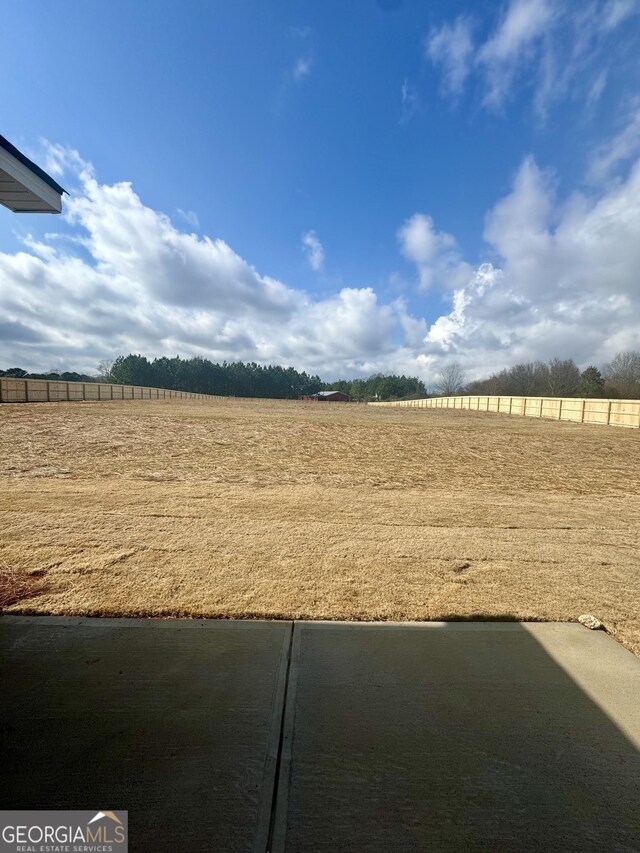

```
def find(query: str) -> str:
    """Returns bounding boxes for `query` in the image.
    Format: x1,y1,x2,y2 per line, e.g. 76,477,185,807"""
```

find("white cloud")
400,78,419,123
421,154,640,377
586,69,608,109
394,299,429,347
425,16,474,97
397,213,472,291
477,0,554,109
176,208,199,229
64,172,299,317
398,213,440,267
426,1,637,116
588,99,640,183
603,0,637,30
301,230,325,271
42,142,91,181
281,288,397,362
0,146,415,379
479,0,553,64
293,56,313,81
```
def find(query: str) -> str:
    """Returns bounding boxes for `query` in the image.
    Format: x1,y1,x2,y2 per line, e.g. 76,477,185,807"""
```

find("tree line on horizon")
436,352,640,400
2,350,639,401
0,355,426,402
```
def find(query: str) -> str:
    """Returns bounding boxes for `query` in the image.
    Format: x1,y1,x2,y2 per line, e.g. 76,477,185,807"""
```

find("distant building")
301,390,351,402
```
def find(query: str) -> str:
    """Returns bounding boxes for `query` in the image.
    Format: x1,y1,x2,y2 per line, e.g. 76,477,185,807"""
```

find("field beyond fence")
371,395,640,429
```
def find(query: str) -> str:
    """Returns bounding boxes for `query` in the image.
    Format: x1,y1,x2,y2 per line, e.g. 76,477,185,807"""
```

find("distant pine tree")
577,366,606,398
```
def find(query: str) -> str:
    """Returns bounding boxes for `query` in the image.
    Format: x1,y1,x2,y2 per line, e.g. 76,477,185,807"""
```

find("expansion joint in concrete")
257,621,295,853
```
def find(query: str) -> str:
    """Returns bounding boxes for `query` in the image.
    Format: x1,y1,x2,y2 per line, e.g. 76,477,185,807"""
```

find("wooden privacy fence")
0,377,213,404
370,395,640,429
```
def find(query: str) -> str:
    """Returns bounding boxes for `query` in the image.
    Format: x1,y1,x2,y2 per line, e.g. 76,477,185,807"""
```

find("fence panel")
0,377,212,406
369,394,640,429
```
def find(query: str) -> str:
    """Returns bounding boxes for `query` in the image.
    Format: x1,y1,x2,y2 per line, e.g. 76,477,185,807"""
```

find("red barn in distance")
301,390,351,402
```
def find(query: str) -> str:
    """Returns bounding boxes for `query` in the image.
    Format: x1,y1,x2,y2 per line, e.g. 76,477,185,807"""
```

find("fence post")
558,398,562,420
607,400,612,426
24,379,29,403
46,381,51,403
67,382,70,401
0,379,3,403
82,383,86,401
581,399,586,423
111,384,114,399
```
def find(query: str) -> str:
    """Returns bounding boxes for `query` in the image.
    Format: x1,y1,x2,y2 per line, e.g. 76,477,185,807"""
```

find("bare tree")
96,359,114,382
435,363,465,396
603,351,640,398
546,358,580,397
507,362,549,395
467,368,510,396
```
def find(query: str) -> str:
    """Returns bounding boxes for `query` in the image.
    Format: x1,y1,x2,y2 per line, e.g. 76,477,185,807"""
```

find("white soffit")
0,135,65,213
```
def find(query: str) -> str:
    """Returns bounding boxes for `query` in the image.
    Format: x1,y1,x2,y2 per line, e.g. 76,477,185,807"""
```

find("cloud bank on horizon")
2,130,639,383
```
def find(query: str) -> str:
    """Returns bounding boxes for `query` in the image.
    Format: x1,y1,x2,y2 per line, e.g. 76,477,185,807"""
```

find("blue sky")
1,0,640,382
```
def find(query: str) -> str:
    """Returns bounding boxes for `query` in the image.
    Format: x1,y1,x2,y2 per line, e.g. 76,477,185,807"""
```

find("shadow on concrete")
1,617,639,852
0,616,291,852
273,621,640,853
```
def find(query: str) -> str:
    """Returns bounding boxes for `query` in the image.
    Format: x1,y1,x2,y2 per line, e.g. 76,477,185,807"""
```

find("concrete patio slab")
0,616,291,852
1,618,639,852
272,622,640,853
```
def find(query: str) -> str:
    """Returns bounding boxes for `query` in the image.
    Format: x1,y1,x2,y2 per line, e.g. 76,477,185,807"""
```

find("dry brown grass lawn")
0,398,638,654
